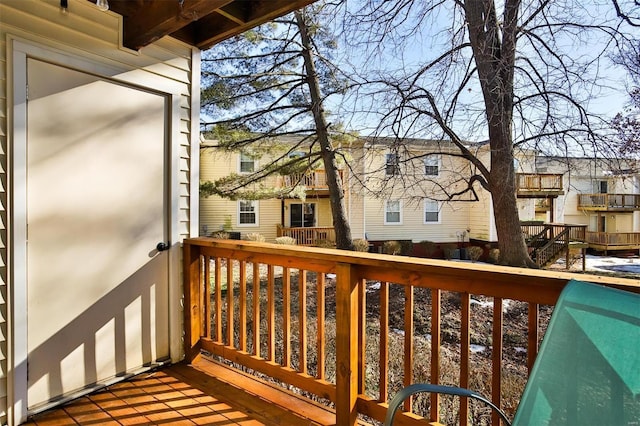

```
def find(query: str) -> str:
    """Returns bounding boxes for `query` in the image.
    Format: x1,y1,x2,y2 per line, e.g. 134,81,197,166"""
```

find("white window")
238,200,258,226
424,156,440,176
239,152,256,173
386,153,400,176
424,200,440,223
384,200,402,224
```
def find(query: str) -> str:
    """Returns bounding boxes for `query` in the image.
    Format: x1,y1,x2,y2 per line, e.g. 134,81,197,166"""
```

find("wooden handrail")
585,231,640,246
281,169,344,190
277,225,336,246
578,193,640,209
183,238,639,425
516,173,563,192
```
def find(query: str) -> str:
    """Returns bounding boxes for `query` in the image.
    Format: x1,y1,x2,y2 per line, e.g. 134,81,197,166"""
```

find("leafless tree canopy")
340,0,638,266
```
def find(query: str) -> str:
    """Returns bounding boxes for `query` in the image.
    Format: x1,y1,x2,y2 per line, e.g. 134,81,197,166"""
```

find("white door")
26,58,170,410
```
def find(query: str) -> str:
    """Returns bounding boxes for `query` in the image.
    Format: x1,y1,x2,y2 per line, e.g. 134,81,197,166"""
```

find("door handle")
156,242,170,252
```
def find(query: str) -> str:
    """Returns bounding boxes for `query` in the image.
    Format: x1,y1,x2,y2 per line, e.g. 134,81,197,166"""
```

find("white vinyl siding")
1,2,198,423
385,200,402,224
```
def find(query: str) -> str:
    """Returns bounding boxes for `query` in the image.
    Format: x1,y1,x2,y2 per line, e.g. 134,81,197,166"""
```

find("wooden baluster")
299,270,308,373
460,292,470,426
430,288,441,423
227,258,234,347
492,298,504,426
403,285,414,412
316,273,326,380
239,260,247,351
358,278,366,394
379,281,390,403
335,263,358,426
214,257,222,343
203,255,211,339
283,267,291,367
252,262,260,357
267,265,275,361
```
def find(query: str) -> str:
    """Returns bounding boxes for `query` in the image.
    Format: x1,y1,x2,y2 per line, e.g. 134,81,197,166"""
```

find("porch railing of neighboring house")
578,193,640,210
277,224,336,246
521,223,586,267
515,173,563,193
183,238,638,426
586,231,640,252
282,170,344,190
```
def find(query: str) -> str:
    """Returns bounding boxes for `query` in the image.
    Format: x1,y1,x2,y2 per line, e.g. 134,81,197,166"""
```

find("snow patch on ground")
555,254,640,274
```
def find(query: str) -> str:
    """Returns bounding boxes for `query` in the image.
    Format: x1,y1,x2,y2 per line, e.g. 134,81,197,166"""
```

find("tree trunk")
465,0,536,267
295,10,354,250
489,137,537,267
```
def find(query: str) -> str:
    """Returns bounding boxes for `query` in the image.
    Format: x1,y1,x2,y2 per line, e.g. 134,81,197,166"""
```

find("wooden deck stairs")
525,224,586,268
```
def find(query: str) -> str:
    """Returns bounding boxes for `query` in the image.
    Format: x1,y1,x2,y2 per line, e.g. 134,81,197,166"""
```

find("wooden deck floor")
23,358,336,426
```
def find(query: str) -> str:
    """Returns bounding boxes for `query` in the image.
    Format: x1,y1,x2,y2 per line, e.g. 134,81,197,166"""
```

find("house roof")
93,0,317,50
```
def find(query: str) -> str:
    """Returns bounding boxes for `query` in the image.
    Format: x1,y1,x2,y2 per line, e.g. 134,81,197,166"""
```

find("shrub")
352,238,370,252
211,231,229,239
383,240,401,255
441,243,458,260
420,240,437,257
488,248,500,264
244,232,265,242
274,236,297,245
467,246,484,262
399,240,414,256
316,239,336,249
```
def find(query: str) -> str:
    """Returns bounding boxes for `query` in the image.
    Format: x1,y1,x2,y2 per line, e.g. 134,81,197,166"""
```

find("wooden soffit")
91,0,317,50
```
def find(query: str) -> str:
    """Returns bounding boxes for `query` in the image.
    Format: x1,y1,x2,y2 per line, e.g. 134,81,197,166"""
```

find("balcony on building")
516,173,564,198
578,193,640,212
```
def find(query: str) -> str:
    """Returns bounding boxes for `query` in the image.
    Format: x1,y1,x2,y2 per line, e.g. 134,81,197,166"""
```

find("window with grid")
239,152,255,173
386,153,400,176
424,199,440,223
238,200,258,225
385,200,402,224
424,156,440,176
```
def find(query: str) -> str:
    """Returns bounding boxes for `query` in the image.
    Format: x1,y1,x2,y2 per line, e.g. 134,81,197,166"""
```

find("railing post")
183,240,202,363
335,262,359,426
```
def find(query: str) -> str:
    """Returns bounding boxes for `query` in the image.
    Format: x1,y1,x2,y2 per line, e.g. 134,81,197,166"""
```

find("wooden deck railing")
183,238,639,426
586,231,640,252
578,193,640,210
521,223,586,243
281,170,344,190
516,173,563,193
277,224,336,246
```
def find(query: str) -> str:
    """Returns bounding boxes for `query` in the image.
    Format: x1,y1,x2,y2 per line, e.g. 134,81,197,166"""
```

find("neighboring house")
0,1,313,424
200,137,521,247
201,137,640,253
531,156,640,252
200,140,340,244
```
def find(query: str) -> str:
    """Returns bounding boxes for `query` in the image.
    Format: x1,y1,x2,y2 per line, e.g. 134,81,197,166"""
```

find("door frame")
9,38,184,424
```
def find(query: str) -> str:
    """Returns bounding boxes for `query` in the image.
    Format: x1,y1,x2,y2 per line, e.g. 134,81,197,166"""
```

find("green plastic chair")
384,279,640,425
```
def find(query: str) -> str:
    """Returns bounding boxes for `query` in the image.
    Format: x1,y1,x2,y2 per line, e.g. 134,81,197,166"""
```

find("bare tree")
200,2,354,249
344,0,638,267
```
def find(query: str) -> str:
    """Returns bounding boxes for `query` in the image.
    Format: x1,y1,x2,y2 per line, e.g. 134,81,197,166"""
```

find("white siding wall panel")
1,1,198,423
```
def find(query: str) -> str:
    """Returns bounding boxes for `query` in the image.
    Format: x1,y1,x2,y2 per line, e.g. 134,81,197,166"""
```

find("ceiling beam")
98,0,319,51
178,0,318,50
113,0,234,50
